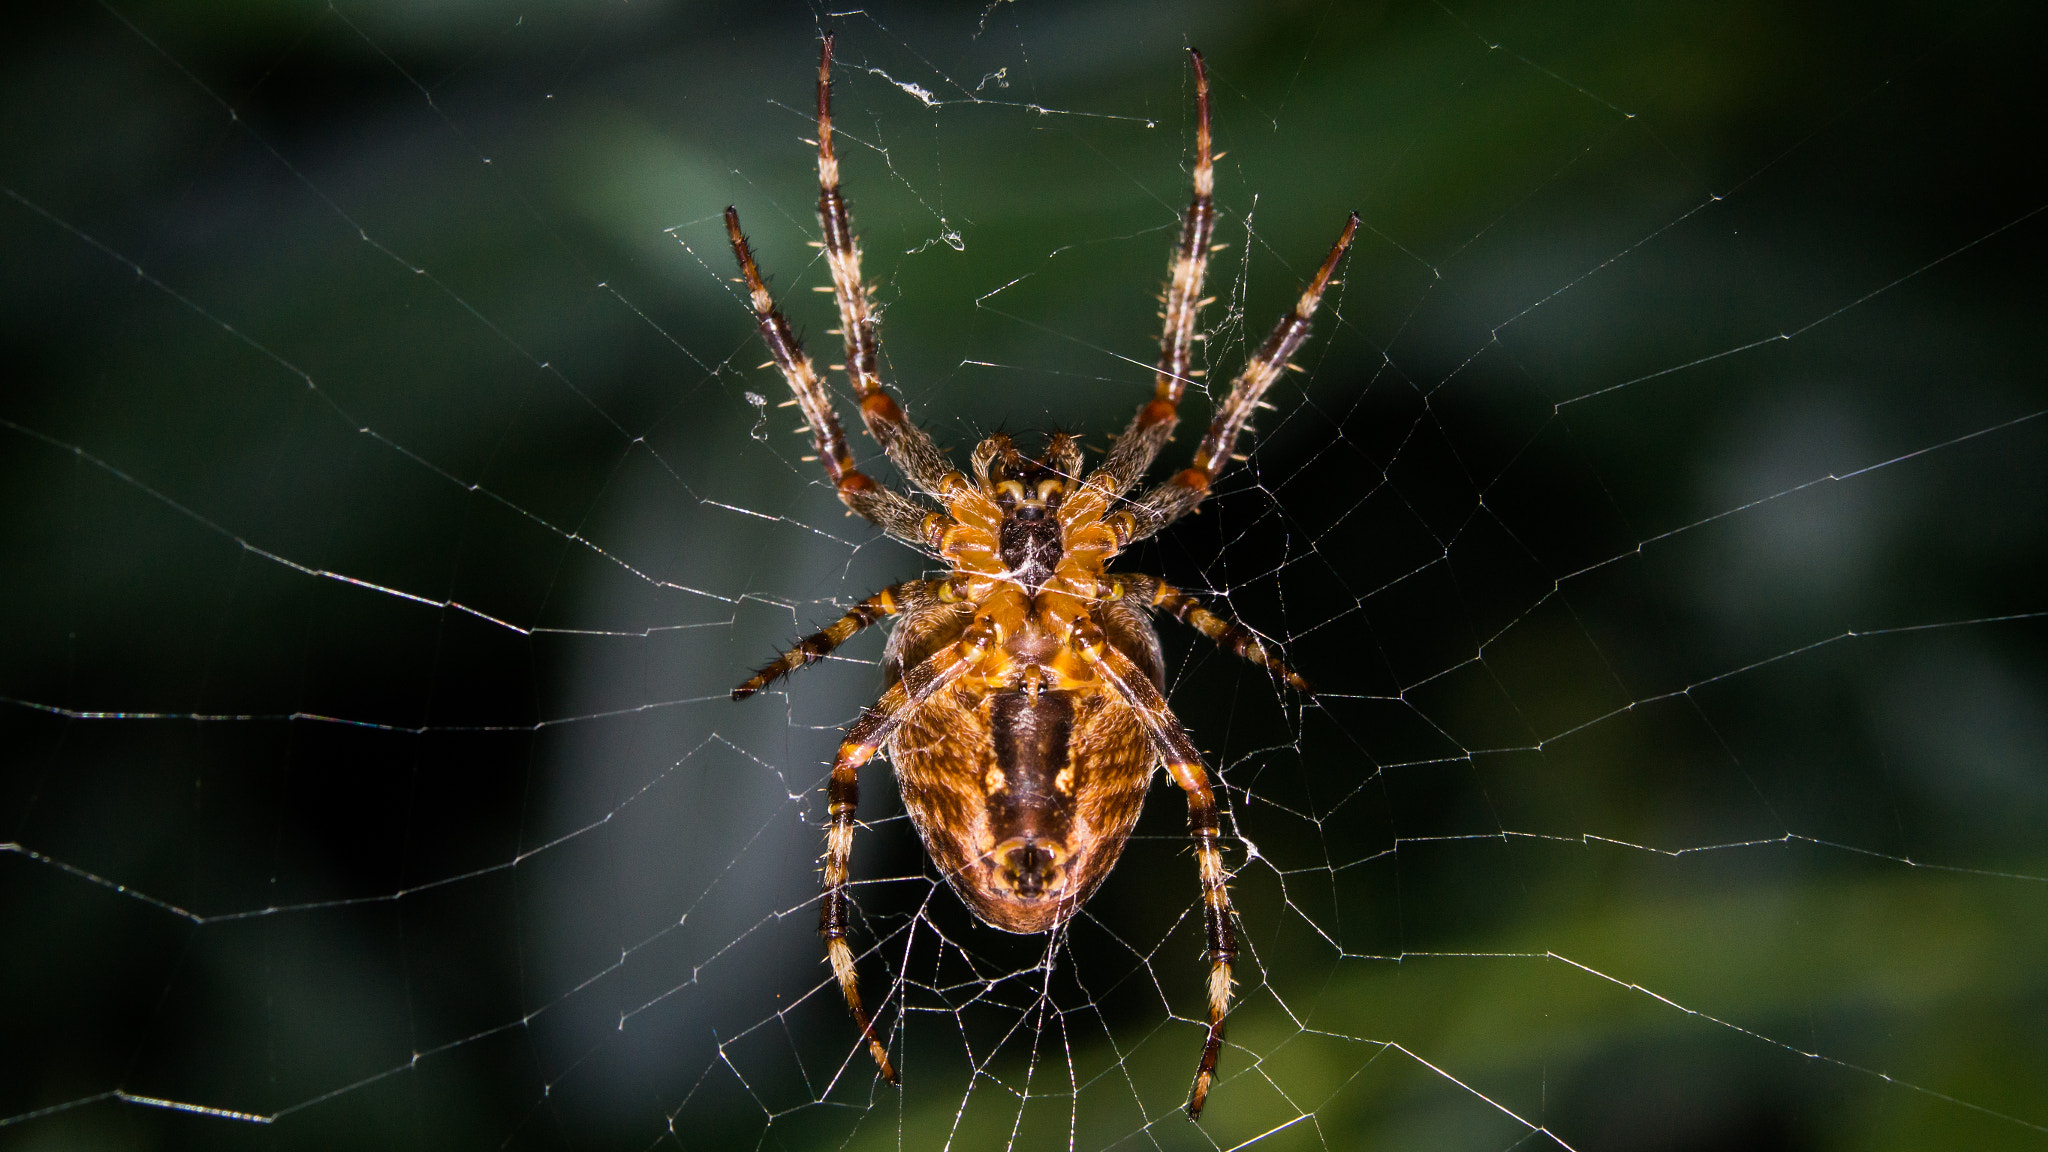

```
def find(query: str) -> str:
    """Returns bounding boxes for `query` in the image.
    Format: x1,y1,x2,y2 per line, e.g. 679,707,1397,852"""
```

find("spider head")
971,432,1087,590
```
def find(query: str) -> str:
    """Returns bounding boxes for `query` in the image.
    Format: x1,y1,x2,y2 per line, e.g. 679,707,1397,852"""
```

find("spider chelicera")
725,37,1354,1118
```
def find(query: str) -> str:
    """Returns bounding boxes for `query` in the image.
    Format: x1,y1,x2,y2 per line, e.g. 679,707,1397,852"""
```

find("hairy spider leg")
1119,212,1360,543
724,208,934,548
1068,613,1237,1120
1093,46,1219,498
821,614,1000,1085
814,35,955,495
732,579,947,701
1114,574,1310,693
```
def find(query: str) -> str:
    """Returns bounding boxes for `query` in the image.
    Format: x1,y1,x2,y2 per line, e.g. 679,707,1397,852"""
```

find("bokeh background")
3,0,2044,1149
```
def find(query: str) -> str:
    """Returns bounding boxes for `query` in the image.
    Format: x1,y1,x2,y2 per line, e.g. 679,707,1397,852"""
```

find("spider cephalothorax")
725,37,1353,1118
980,434,1076,593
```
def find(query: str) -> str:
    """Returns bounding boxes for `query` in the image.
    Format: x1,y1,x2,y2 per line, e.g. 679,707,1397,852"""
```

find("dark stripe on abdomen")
987,690,1076,840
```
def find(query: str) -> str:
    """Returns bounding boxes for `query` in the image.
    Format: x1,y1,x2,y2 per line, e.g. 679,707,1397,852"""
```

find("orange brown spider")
725,37,1354,1119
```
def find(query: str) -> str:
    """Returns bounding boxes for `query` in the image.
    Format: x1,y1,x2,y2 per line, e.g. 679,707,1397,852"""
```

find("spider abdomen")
886,604,1161,934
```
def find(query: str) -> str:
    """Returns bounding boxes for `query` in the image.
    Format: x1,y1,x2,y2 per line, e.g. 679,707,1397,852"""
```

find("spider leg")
725,209,940,550
820,613,999,1085
1090,47,1218,499
1114,574,1310,692
814,35,956,495
1116,212,1359,545
1068,613,1236,1120
732,579,948,701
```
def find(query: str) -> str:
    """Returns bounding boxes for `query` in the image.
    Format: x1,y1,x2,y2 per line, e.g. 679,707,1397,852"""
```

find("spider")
725,37,1354,1119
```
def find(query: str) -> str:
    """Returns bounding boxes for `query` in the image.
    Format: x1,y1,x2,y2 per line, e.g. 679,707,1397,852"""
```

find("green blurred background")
3,0,2044,1149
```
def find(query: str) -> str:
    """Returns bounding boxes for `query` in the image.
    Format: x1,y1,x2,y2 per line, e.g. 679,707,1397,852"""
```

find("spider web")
3,1,2045,1149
